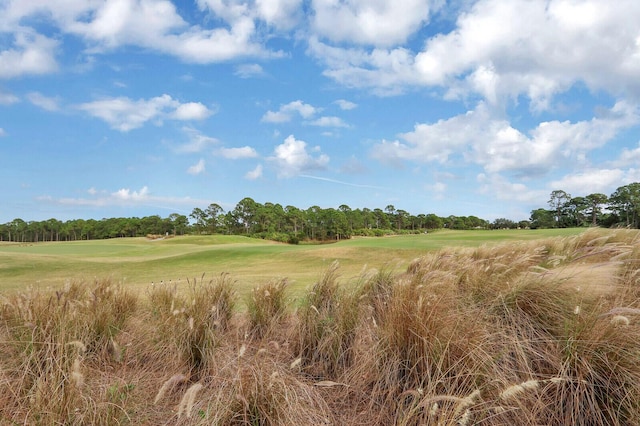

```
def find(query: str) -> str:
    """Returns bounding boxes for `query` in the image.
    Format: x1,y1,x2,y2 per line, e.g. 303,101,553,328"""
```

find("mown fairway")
0,228,585,297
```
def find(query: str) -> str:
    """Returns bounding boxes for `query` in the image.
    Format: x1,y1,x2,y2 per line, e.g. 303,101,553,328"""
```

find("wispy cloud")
27,92,60,111
176,127,220,153
187,159,206,175
245,164,263,180
299,174,385,190
235,63,265,78
38,186,211,210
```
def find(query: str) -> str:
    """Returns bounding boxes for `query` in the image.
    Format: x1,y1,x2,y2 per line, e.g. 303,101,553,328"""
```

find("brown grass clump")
293,261,362,378
246,277,288,338
2,229,640,424
145,273,237,373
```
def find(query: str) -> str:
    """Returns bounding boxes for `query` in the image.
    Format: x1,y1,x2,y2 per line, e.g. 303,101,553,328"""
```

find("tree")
233,197,259,234
492,218,516,229
424,214,443,230
609,183,640,228
585,193,608,226
566,196,588,227
190,207,207,234
205,203,224,234
285,205,305,234
548,190,571,227
168,213,189,235
530,208,555,229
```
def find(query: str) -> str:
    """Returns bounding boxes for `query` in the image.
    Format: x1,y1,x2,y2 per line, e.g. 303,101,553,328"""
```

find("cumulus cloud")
77,94,215,131
261,100,319,123
411,0,640,107
307,37,421,96
372,101,640,176
270,134,329,178
311,0,438,47
172,102,212,120
0,30,58,79
187,159,206,175
218,146,258,159
548,169,627,196
0,0,286,77
308,0,640,106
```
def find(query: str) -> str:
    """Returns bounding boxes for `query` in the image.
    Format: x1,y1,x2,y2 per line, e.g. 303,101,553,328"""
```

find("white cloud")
334,99,357,110
308,116,349,128
172,102,213,120
187,159,206,175
245,164,263,180
261,110,291,123
77,94,215,131
0,128,5,137
255,0,302,29
311,0,438,47
39,185,210,208
26,92,60,111
0,30,58,79
177,128,220,153
197,0,302,30
372,101,640,176
307,37,420,96
218,146,258,159
261,100,319,123
270,134,329,178
477,173,546,203
0,0,285,75
113,186,150,201
308,0,640,106
0,91,19,105
610,142,640,168
235,63,265,78
548,169,626,196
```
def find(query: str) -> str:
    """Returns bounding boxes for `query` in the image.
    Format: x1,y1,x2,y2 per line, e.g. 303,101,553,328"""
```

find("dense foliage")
2,182,639,243
530,182,640,229
0,199,492,243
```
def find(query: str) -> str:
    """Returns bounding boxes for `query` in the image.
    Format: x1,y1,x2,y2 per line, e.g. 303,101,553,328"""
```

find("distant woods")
2,183,639,243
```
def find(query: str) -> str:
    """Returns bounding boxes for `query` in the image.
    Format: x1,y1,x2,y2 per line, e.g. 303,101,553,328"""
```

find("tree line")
3,182,638,243
529,182,640,229
0,198,497,244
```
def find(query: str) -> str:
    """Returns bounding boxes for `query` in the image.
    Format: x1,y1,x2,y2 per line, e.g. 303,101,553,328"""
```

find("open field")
0,228,585,296
2,228,640,425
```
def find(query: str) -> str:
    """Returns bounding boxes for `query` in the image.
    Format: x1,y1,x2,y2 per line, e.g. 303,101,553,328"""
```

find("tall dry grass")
1,228,640,424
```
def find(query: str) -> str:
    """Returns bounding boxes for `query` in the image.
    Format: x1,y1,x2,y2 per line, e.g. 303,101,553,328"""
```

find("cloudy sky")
1,0,640,223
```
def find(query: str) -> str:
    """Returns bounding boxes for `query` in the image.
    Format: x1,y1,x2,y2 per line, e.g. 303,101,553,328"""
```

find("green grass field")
0,228,585,296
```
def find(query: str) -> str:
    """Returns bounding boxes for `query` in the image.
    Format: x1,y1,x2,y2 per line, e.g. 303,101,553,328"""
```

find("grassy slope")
0,228,585,296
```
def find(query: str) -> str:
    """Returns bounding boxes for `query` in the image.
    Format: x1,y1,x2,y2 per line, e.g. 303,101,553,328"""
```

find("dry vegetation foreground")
2,229,640,425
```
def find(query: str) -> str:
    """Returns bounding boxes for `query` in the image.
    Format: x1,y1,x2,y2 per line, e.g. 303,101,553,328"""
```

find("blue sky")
1,0,640,223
